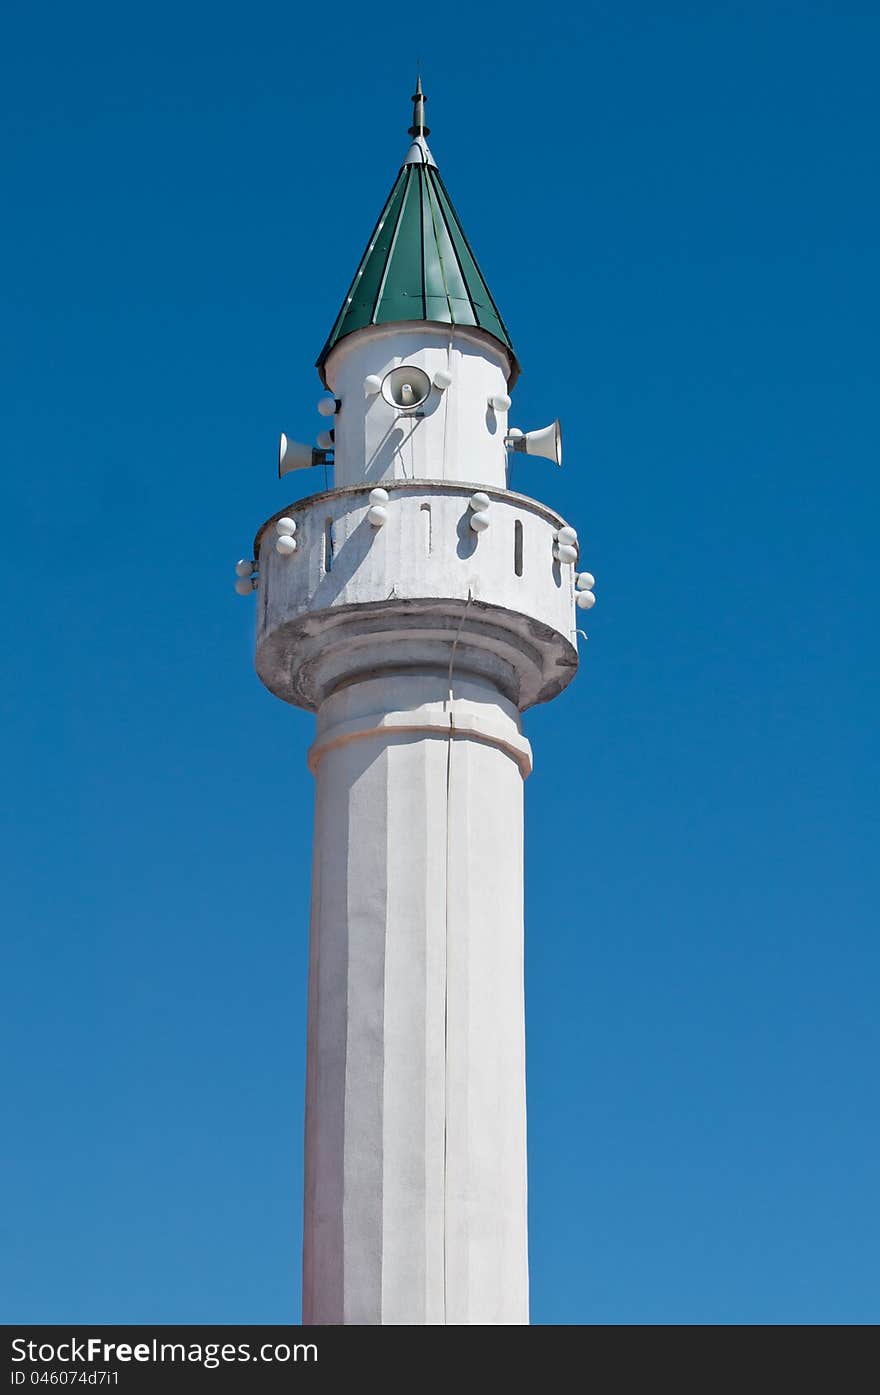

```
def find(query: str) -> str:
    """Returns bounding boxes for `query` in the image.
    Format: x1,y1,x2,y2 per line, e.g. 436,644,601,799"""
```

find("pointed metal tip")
408,74,430,138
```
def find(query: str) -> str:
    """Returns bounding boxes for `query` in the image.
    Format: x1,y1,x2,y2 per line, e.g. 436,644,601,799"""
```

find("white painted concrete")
254,481,579,712
324,325,514,489
302,672,530,1324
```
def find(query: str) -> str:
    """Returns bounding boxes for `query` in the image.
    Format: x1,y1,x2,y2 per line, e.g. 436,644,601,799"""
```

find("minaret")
235,85,595,1325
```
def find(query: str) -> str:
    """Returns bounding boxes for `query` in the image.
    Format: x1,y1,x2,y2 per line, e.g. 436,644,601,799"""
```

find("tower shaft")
303,672,530,1324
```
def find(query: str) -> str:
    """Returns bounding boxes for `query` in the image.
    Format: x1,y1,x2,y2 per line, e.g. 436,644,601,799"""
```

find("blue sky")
2,1,878,1324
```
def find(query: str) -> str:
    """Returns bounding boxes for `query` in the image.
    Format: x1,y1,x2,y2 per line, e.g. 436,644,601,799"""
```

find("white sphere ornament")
556,543,578,564
489,392,511,412
364,374,382,396
275,517,297,536
469,492,491,512
576,571,595,591
317,395,338,417
368,505,388,527
576,590,596,610
433,368,453,390
316,430,334,450
235,558,254,577
557,526,578,546
369,487,389,505
275,534,298,556
469,511,490,533
235,576,255,595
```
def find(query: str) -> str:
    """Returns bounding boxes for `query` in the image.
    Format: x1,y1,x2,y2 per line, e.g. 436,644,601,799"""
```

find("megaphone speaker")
506,419,562,467
278,433,330,478
381,364,431,410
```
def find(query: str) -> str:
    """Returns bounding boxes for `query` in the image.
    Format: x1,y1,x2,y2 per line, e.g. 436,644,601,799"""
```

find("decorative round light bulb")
235,558,254,577
234,577,255,595
317,395,338,417
576,590,596,610
557,526,578,546
367,505,388,527
369,487,389,505
576,571,595,591
556,543,578,564
469,511,490,533
316,430,334,450
469,492,491,512
275,534,298,556
433,368,453,390
488,392,511,413
364,374,382,396
275,517,297,536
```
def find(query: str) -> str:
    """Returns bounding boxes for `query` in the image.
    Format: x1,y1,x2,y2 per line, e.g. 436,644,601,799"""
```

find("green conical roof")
316,86,519,385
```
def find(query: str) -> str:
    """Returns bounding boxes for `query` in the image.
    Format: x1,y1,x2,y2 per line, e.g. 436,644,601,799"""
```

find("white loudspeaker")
505,419,562,466
278,433,330,478
381,364,431,410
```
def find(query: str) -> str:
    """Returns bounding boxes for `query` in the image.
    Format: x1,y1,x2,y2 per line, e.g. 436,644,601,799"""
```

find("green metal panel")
375,169,425,323
423,171,476,326
316,152,519,383
430,172,512,350
420,170,455,324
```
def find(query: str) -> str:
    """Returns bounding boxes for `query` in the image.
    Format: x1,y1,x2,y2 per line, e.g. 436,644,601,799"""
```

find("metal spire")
408,74,430,138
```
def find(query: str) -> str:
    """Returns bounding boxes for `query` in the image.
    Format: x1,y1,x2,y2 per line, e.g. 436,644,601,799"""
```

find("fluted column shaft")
302,670,531,1325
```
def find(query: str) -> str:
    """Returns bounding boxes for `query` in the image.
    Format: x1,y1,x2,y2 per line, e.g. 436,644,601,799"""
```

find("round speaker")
381,364,431,410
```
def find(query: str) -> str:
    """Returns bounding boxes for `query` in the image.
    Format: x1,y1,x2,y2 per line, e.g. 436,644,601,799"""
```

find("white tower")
235,83,593,1325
